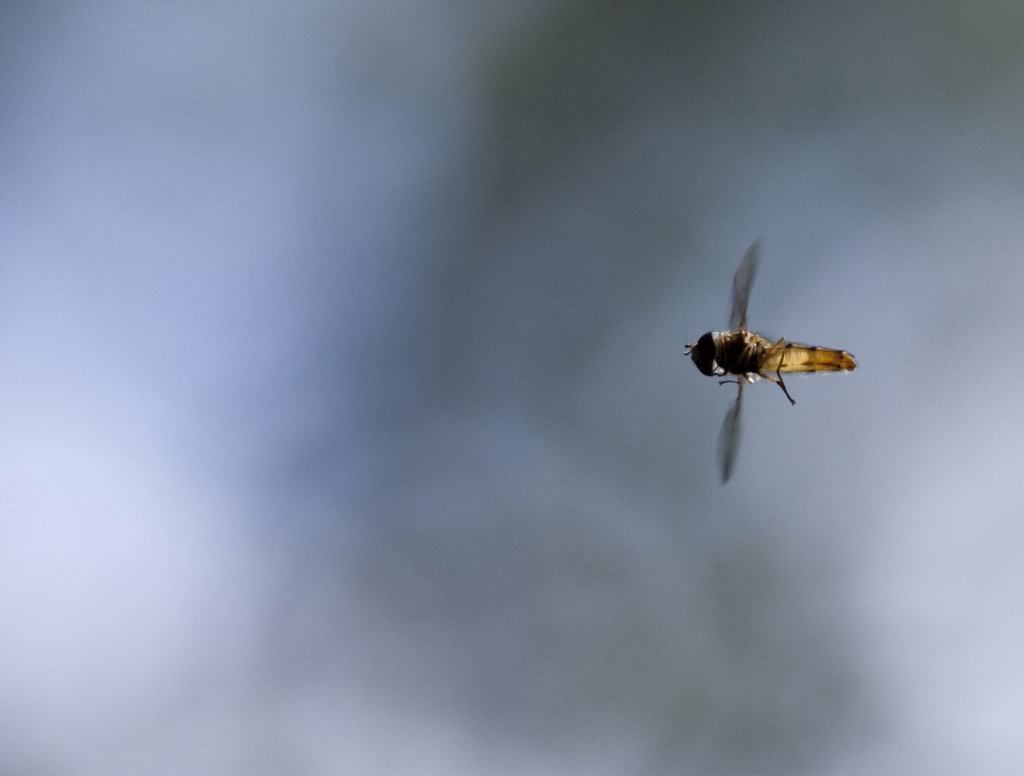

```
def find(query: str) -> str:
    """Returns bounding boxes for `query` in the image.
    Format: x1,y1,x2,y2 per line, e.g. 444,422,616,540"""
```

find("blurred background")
3,1,1024,772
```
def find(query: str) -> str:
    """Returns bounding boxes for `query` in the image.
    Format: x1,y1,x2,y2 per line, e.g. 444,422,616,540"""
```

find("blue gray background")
3,2,1024,772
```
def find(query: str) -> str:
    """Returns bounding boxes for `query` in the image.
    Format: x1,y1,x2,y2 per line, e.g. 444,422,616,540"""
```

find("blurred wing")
717,381,743,483
728,240,759,331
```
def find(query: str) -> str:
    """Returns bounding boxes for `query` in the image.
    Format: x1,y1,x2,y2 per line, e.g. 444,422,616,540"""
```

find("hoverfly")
686,241,856,482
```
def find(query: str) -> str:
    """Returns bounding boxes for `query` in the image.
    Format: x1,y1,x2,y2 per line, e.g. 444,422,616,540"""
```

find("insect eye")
690,332,718,376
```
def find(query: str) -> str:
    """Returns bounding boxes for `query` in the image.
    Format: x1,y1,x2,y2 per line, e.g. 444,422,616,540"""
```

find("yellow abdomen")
771,343,857,373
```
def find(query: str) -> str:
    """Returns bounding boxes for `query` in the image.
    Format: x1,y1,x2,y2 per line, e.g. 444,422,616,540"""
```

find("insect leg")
719,373,755,387
774,371,796,405
769,341,796,405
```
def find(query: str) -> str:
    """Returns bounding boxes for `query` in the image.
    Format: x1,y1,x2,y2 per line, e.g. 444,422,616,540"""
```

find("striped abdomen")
768,342,857,373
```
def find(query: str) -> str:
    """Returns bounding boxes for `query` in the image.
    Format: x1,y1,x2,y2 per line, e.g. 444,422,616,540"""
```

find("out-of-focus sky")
4,2,1024,772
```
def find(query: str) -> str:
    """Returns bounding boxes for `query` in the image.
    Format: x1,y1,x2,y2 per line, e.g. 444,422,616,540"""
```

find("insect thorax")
714,330,766,376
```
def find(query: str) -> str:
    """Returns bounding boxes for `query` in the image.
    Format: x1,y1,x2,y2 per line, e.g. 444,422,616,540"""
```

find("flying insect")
686,241,857,482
